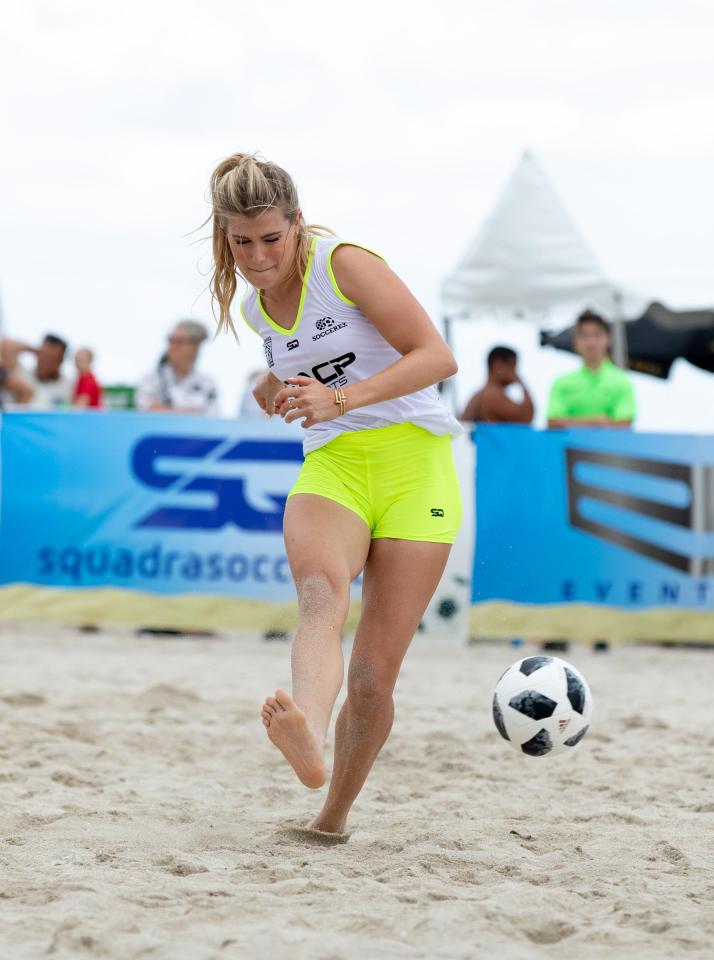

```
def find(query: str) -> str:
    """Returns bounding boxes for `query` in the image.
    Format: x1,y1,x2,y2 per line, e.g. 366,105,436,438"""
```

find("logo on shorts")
286,339,299,351
431,508,445,518
263,336,274,368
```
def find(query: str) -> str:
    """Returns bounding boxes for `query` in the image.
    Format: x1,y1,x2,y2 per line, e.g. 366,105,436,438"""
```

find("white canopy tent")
441,152,642,404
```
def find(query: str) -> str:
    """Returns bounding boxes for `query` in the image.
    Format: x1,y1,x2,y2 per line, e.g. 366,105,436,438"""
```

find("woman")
72,348,103,408
209,153,462,838
136,320,219,414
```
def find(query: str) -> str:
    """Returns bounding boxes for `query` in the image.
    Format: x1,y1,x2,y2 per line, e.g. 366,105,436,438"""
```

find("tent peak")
442,152,616,318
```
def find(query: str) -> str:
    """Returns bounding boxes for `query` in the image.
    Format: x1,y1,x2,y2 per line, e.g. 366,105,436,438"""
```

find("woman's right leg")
261,493,371,788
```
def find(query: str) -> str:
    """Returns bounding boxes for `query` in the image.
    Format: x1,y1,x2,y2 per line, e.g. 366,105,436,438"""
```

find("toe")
274,688,295,710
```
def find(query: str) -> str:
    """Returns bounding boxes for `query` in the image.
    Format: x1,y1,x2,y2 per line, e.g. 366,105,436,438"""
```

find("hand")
251,371,284,416
0,338,35,367
274,376,344,428
4,370,34,403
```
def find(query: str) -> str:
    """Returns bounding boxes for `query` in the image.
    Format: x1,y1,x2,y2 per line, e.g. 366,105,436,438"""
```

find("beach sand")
0,622,712,959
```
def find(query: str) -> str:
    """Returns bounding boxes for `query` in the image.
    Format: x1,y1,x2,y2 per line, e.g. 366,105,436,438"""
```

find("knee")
347,661,394,711
295,572,349,620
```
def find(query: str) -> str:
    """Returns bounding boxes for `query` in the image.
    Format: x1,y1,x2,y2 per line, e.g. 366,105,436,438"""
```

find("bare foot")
261,689,327,789
288,823,350,845
309,813,348,836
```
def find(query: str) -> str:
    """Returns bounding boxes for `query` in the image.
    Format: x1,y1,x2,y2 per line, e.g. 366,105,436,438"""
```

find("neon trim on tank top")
326,242,387,305
239,294,258,334
255,236,317,336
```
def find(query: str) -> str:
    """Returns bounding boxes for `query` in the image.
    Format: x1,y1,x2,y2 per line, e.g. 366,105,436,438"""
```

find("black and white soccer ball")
492,655,593,757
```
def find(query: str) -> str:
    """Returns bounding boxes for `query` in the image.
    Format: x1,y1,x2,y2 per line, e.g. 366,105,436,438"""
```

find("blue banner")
7,415,713,613
475,426,714,609
0,412,305,600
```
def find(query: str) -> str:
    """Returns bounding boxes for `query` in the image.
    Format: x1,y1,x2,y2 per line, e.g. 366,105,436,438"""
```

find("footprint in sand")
46,920,98,955
50,770,97,789
135,685,202,712
1,693,46,707
657,841,690,867
621,713,669,731
155,855,209,877
526,921,576,945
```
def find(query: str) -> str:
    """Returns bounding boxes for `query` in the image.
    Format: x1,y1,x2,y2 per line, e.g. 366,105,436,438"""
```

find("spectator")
547,311,635,428
0,334,72,408
460,346,534,424
137,320,219,414
0,361,34,406
73,348,103,408
238,369,270,419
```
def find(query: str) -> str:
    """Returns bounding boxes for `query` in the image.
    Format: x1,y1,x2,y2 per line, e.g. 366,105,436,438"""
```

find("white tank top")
240,235,461,454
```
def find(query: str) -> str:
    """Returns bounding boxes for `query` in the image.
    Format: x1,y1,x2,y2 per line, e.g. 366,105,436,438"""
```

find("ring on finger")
288,397,296,408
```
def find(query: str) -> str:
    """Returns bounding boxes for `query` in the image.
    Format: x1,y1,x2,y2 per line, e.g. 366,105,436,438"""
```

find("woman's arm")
275,247,457,427
548,416,632,429
331,246,457,406
252,370,285,416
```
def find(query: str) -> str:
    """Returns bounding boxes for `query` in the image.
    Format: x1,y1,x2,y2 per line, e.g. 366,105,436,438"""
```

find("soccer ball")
492,655,593,757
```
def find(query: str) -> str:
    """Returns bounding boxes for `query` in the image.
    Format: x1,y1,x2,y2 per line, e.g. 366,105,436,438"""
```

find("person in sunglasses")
136,320,219,415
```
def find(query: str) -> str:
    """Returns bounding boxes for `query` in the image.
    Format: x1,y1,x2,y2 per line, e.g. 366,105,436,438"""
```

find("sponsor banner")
420,431,475,639
0,412,475,638
475,426,714,610
0,412,305,600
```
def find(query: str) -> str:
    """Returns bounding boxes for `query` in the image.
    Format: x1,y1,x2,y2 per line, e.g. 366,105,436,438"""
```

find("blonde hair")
209,152,332,337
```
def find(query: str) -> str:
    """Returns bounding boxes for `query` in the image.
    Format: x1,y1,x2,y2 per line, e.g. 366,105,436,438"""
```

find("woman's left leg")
310,537,451,835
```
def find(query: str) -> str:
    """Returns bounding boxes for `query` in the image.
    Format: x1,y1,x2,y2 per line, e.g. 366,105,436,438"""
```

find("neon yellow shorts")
288,422,462,543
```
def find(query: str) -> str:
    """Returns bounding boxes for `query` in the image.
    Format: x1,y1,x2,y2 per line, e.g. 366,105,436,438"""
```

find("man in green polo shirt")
547,311,635,428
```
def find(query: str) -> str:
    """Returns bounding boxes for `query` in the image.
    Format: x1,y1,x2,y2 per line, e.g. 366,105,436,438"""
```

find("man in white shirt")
137,320,219,415
0,334,72,409
0,364,34,405
237,369,269,419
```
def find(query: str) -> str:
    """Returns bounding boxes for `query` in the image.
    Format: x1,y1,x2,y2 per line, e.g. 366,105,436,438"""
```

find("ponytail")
208,153,333,338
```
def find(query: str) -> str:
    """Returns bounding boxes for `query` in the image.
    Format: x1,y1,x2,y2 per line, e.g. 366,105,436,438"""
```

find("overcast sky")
2,0,713,428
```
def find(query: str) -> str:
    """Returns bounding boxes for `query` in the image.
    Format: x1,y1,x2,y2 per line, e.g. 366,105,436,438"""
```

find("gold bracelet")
334,388,346,417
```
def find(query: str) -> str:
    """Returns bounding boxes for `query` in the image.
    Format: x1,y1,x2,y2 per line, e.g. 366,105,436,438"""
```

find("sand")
0,622,712,960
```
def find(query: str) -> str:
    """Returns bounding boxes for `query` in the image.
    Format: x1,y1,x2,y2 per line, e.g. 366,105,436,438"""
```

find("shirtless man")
460,346,534,424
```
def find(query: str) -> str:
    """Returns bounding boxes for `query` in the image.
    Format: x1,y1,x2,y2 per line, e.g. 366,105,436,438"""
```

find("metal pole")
443,314,453,351
441,314,458,412
611,290,629,369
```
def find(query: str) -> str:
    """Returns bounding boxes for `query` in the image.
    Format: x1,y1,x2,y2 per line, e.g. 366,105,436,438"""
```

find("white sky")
1,0,713,428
